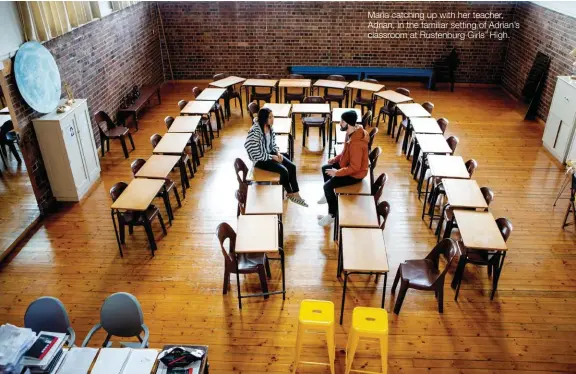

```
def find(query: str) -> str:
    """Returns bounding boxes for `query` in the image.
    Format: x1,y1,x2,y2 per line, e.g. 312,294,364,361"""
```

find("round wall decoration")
14,41,61,114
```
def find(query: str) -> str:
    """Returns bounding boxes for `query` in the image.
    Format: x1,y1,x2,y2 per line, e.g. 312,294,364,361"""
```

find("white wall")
533,1,576,19
0,2,24,60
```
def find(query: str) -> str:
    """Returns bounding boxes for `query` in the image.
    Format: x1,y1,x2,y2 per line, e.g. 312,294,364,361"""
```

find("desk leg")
382,272,388,308
328,120,333,157
235,254,242,309
291,113,296,140
157,89,162,105
411,142,420,174
179,160,188,197
402,119,411,154
280,248,286,300
340,271,348,325
133,113,139,132
417,154,428,195
491,252,506,300
337,234,343,278
276,85,280,103
245,86,250,113
143,217,156,256
111,209,123,257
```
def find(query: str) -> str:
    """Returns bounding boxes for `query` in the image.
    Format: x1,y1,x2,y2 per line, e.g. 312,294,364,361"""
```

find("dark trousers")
322,163,362,216
256,156,300,193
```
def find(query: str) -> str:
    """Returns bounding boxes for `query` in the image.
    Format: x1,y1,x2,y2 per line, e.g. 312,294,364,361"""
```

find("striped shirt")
244,120,279,162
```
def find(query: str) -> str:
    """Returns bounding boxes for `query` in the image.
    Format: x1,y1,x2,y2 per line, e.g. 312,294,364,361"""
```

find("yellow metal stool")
293,299,336,374
345,307,388,374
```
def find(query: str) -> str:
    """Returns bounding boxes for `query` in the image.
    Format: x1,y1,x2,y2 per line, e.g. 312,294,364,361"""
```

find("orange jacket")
333,126,369,179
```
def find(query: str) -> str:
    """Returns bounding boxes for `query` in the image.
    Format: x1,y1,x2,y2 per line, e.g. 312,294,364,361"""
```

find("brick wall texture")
502,2,576,120
6,2,163,212
158,1,516,83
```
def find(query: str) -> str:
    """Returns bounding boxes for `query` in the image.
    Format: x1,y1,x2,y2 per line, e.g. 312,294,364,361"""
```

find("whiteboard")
0,2,24,60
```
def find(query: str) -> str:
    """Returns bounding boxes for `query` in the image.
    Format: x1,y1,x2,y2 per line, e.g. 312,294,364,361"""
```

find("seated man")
318,110,369,226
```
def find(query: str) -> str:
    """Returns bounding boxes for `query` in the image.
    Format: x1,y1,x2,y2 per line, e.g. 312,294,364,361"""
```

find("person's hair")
257,108,272,133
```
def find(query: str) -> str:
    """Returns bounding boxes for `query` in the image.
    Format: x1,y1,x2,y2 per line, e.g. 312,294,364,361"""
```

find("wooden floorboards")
1,82,575,373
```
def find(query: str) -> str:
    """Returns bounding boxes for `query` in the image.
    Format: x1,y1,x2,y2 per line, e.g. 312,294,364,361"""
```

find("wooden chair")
248,102,260,119
372,172,388,205
164,115,202,169
0,120,22,166
234,158,249,188
178,100,188,110
249,74,274,106
323,75,347,108
192,86,222,138
452,217,513,301
377,201,391,231
109,182,167,257
367,127,378,152
369,146,382,186
284,74,307,103
131,158,181,225
437,117,449,134
353,79,381,115
95,111,134,159
391,238,459,314
376,87,410,133
216,222,271,298
214,73,243,118
301,96,328,148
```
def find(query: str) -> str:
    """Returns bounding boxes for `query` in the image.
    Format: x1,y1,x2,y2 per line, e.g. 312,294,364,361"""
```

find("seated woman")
318,110,369,226
244,107,308,207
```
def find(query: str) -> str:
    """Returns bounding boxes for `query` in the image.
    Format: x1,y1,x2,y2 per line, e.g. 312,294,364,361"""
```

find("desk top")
279,79,311,88
292,103,331,114
247,167,281,183
347,80,385,92
135,155,181,179
374,90,413,104
272,118,291,134
210,76,246,88
313,79,349,90
338,195,379,228
342,228,389,272
245,184,283,215
276,135,289,154
153,133,191,155
195,87,226,101
332,108,362,123
243,79,278,87
453,210,507,251
443,179,488,209
410,117,442,134
427,155,470,179
181,100,214,115
415,134,453,154
236,215,279,253
263,103,291,118
397,103,432,118
168,116,201,133
335,177,371,196
111,179,164,211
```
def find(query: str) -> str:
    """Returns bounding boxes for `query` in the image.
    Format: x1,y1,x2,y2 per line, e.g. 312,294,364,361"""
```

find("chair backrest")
376,201,391,231
216,222,236,266
369,147,381,173
368,127,378,151
235,188,247,216
24,297,75,346
95,111,115,132
422,102,434,114
437,118,449,134
234,158,248,187
496,217,513,242
289,74,304,79
191,87,202,99
446,135,459,153
372,172,388,203
327,75,345,81
465,159,478,178
425,238,459,284
303,96,325,104
480,186,494,206
248,102,260,117
396,87,410,97
164,116,174,129
130,159,146,177
357,79,379,98
256,73,271,79
109,182,128,202
150,133,162,148
100,292,145,338
0,120,14,139
362,110,372,128
213,73,227,80
178,100,188,110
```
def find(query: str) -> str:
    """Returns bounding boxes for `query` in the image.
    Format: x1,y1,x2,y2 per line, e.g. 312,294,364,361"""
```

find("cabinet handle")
553,120,563,149
69,126,75,137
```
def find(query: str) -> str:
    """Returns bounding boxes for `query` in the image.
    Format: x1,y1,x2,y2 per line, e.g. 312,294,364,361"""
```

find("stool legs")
292,325,304,374
327,324,336,374
380,336,388,374
345,330,359,374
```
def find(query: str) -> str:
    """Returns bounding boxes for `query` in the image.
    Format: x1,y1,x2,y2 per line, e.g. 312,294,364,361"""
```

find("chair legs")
257,265,269,299
119,136,129,159
173,187,182,208
223,269,230,294
393,280,409,314
128,133,135,150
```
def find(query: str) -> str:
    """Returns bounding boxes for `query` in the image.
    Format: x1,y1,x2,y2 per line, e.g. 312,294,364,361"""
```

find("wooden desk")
330,108,361,155
397,103,433,153
117,84,161,131
339,228,388,324
276,134,291,159
152,133,192,197
195,87,226,101
235,214,285,308
375,90,413,104
272,117,292,134
135,155,181,179
167,116,201,133
313,79,349,90
243,79,279,106
453,210,507,251
336,194,379,241
245,184,283,218
291,103,331,139
443,179,488,209
210,76,246,88
334,177,371,196
412,134,453,183
346,80,385,109
181,100,214,116
410,117,442,134
247,166,281,183
263,103,291,118
278,79,311,102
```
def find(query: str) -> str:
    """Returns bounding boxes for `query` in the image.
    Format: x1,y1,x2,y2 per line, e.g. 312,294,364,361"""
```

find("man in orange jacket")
318,110,369,227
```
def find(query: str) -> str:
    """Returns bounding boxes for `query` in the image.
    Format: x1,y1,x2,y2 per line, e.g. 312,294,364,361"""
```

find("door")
75,104,100,181
62,116,90,193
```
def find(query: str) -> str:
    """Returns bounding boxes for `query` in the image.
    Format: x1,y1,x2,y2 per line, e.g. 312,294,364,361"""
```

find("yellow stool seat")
293,300,335,374
346,307,389,374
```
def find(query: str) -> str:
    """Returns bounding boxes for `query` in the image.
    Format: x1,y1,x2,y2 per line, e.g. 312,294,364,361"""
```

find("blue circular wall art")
14,41,61,114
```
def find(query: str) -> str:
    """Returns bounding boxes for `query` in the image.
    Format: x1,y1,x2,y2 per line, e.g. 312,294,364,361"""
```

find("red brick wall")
158,1,515,83
502,2,576,120
7,2,163,212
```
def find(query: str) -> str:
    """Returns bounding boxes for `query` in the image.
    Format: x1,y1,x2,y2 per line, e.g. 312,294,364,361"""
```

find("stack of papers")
55,347,98,374
0,324,37,374
21,332,67,374
89,348,158,374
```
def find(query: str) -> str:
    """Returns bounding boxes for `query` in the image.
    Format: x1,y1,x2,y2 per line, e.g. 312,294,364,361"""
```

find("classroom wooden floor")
1,82,575,373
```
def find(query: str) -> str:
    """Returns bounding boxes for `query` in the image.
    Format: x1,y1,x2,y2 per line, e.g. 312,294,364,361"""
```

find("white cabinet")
543,76,576,163
33,99,100,201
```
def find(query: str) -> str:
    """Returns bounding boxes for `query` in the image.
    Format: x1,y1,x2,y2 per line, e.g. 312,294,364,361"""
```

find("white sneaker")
318,215,335,227
317,195,327,204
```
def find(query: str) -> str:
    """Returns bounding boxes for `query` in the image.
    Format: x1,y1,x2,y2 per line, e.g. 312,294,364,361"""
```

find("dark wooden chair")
353,78,380,115
372,172,388,204
109,182,167,257
248,102,260,119
192,86,222,138
95,111,134,159
216,222,271,298
235,187,247,217
0,120,22,166
376,87,410,134
369,146,382,186
131,158,181,225
367,126,378,152
150,133,194,193
437,117,449,134
377,201,391,231
234,158,249,189
177,100,188,110
249,74,274,106
391,238,459,314
301,96,328,148
415,135,459,193
165,115,203,168
452,217,513,301
214,73,243,118
284,74,307,103
323,75,347,108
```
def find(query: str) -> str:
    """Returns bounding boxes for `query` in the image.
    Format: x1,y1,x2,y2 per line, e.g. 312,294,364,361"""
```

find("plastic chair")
293,300,335,374
353,79,381,115
323,75,347,108
95,111,134,159
284,74,307,103
248,101,260,119
214,73,243,118
24,297,76,347
376,87,411,133
0,120,22,166
345,307,388,374
301,96,328,148
377,201,391,231
81,292,149,348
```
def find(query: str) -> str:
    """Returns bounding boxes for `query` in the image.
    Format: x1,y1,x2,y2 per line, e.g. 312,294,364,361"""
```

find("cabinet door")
62,116,90,191
549,80,576,125
543,112,563,151
75,104,100,180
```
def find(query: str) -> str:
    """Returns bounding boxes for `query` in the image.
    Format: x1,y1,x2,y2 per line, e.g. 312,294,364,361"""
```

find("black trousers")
256,156,300,193
322,163,362,216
